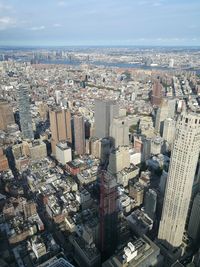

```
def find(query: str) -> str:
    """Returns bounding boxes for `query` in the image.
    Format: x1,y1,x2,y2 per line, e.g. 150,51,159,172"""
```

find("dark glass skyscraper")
18,84,34,140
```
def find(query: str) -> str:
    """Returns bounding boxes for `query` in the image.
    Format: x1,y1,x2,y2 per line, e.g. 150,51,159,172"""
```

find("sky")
0,0,199,46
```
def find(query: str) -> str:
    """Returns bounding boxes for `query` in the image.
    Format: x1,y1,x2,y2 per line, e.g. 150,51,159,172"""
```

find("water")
39,59,200,73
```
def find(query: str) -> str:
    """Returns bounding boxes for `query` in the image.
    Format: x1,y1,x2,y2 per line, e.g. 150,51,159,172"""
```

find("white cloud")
53,23,62,27
0,16,16,30
0,3,13,12
57,1,67,7
138,0,165,7
30,25,45,31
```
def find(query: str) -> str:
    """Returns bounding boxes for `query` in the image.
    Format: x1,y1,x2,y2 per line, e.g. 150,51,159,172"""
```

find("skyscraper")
188,193,200,243
144,189,157,221
18,84,34,140
74,114,85,155
110,117,129,148
0,100,15,131
162,118,176,149
100,171,118,257
49,107,72,154
158,112,200,249
94,99,119,139
151,78,163,107
155,99,176,136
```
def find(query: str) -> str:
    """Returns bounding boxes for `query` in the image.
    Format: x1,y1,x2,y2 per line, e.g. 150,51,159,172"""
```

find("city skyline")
0,0,199,46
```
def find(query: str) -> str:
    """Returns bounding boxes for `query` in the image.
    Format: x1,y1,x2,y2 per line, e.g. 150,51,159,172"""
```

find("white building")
108,146,130,174
163,118,176,148
55,142,72,165
151,136,163,155
158,112,200,248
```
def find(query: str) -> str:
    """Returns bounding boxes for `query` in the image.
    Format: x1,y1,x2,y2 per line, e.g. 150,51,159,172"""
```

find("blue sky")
0,0,199,46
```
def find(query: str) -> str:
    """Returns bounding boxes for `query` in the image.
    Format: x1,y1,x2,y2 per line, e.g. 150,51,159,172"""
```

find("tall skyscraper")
18,84,34,140
163,118,176,149
144,189,157,221
49,107,72,154
73,114,85,155
155,99,176,136
158,112,200,249
94,99,119,139
0,100,15,131
100,170,118,256
110,117,129,148
151,78,163,107
188,193,200,243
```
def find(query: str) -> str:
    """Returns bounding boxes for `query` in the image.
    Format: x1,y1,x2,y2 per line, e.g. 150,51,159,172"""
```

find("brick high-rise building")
151,78,163,106
49,107,72,154
100,171,118,257
0,100,15,131
73,114,85,155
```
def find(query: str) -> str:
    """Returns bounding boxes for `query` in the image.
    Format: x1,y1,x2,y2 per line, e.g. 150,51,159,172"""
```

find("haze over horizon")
0,0,199,46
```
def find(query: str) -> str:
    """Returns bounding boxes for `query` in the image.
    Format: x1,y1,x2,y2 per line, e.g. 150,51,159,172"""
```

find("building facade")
94,99,119,139
158,112,200,248
49,107,72,154
18,84,34,140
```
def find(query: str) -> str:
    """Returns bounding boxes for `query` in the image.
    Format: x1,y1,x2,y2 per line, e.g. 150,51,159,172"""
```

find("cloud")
57,1,67,7
0,3,13,12
30,25,45,31
53,23,62,27
138,0,165,7
0,16,16,30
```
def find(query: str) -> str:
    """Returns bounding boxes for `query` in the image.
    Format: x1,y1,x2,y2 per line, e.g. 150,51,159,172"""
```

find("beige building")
29,140,47,161
108,146,130,174
49,107,72,154
90,137,101,158
163,118,176,149
110,117,129,148
0,101,15,131
158,112,200,249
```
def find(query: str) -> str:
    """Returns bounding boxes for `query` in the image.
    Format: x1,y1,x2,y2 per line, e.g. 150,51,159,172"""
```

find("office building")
0,147,9,172
102,235,161,267
56,141,72,165
0,100,15,131
108,146,130,174
151,78,163,106
38,257,75,267
158,112,200,249
28,140,47,161
155,99,176,136
129,182,144,206
69,234,101,267
110,117,129,148
188,193,200,242
144,189,157,221
50,107,72,154
142,137,151,162
18,84,34,140
74,114,85,155
94,99,119,138
89,137,102,158
100,171,118,256
151,136,163,155
162,118,176,148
